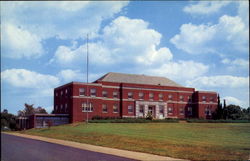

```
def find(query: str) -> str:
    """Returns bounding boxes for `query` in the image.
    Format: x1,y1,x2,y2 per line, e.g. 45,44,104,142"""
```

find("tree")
18,103,48,116
1,109,18,130
223,104,242,120
213,95,223,119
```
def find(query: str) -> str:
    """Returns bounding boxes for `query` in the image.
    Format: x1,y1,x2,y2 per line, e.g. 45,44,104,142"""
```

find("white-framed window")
159,105,164,114
159,93,163,101
168,107,173,114
113,104,118,113
79,88,85,96
65,103,68,112
188,107,192,115
102,91,108,97
82,102,93,112
179,95,184,101
102,104,108,113
202,96,206,102
149,93,154,100
139,92,144,100
113,91,118,98
90,88,96,97
128,92,133,99
128,105,133,113
139,105,144,113
168,94,173,100
205,107,212,116
65,89,68,94
179,107,184,115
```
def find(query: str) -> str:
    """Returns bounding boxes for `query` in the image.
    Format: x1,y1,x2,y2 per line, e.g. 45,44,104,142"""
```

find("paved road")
1,133,137,161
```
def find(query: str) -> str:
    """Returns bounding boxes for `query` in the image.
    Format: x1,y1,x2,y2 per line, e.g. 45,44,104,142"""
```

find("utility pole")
86,34,89,124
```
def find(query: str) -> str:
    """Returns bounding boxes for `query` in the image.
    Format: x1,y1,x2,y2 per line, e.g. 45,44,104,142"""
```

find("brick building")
54,72,218,123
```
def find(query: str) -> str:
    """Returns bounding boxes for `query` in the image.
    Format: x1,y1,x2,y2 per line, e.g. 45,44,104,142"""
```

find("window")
168,107,173,114
202,96,206,102
55,105,58,111
102,104,108,113
102,91,108,97
128,92,133,99
65,104,67,112
61,91,63,96
179,107,184,115
188,96,192,102
65,89,68,94
90,88,96,97
159,105,164,114
113,91,118,98
139,92,144,100
188,107,192,115
168,94,173,100
56,92,58,97
113,104,118,113
205,107,211,116
139,105,144,113
128,105,133,113
210,96,214,102
179,95,184,101
61,104,63,110
82,102,93,112
79,88,85,96
159,93,163,101
149,93,154,100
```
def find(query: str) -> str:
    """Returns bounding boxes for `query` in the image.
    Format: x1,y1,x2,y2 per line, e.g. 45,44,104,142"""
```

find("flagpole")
86,34,89,124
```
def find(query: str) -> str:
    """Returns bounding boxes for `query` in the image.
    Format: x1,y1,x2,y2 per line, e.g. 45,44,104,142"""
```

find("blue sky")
1,1,249,114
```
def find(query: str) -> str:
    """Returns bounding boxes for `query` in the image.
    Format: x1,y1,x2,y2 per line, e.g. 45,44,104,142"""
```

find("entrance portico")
135,101,167,119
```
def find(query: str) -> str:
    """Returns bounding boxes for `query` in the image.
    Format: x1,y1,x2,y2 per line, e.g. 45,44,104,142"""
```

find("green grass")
19,123,250,160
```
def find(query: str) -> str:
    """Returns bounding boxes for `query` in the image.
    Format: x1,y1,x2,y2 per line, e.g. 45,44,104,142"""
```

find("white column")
155,105,159,119
164,103,168,118
135,103,139,118
144,104,148,117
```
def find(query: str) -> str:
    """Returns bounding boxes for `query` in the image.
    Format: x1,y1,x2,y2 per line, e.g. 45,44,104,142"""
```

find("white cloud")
183,1,231,15
221,58,249,68
170,23,216,54
57,69,84,83
1,69,60,89
1,1,129,59
52,16,173,67
173,2,249,54
146,60,209,81
1,23,43,58
222,96,244,107
186,75,249,88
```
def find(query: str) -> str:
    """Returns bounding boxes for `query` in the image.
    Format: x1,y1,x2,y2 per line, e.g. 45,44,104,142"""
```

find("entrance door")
148,106,155,118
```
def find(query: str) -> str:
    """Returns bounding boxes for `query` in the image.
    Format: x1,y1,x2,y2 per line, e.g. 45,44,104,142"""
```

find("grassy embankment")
19,123,250,160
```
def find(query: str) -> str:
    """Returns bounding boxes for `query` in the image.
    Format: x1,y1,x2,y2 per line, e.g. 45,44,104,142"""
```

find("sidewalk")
4,132,188,161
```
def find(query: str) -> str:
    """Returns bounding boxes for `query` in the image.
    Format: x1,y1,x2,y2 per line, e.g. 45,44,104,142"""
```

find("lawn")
19,123,250,160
